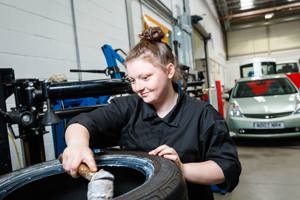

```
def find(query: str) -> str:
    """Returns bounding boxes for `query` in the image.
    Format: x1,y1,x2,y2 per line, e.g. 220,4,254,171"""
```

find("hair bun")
139,27,165,42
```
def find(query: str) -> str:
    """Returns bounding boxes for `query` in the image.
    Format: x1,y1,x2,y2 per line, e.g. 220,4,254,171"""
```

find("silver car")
226,74,300,138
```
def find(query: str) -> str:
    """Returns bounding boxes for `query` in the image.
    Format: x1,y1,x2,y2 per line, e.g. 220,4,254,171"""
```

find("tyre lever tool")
59,156,114,200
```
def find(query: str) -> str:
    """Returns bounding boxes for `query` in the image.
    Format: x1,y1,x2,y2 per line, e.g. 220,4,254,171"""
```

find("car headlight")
228,102,243,117
295,94,300,114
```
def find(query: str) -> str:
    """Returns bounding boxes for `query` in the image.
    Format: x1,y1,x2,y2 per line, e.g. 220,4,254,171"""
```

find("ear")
166,63,175,79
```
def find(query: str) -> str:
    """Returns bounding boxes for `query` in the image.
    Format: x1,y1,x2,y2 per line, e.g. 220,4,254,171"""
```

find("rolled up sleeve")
201,106,241,192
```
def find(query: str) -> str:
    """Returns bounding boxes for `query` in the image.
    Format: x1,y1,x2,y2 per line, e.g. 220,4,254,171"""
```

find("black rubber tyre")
0,151,188,200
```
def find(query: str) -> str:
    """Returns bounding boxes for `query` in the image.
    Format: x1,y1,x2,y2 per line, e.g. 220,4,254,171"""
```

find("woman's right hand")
62,123,98,178
62,144,97,178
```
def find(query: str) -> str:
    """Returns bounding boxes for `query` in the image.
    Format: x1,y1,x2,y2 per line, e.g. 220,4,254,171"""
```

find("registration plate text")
253,122,284,129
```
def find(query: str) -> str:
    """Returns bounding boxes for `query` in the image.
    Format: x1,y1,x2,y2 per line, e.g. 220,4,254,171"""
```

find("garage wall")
0,0,129,81
192,30,205,61
0,0,76,80
228,20,300,57
73,0,129,80
228,27,268,56
128,0,194,68
189,0,226,86
127,0,174,47
270,20,300,51
224,20,300,89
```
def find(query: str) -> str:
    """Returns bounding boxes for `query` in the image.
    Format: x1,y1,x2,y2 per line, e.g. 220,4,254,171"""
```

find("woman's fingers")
149,144,183,170
149,144,168,155
69,155,82,178
149,144,175,155
149,144,178,157
159,146,175,156
62,146,97,178
162,153,177,161
83,155,98,172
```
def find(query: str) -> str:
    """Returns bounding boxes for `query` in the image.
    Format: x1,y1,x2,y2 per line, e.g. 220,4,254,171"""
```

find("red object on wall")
215,80,224,117
287,72,300,89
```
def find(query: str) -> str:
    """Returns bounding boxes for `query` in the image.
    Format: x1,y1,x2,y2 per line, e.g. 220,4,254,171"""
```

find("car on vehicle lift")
226,74,300,138
276,61,299,74
239,57,277,78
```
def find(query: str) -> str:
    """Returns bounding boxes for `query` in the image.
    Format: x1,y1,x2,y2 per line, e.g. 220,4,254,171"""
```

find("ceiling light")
240,0,254,10
265,13,274,19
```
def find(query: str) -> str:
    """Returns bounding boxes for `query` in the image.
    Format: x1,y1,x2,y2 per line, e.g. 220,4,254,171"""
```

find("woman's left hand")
149,144,183,171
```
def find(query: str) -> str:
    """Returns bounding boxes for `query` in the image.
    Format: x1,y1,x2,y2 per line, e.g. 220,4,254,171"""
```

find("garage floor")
214,138,300,200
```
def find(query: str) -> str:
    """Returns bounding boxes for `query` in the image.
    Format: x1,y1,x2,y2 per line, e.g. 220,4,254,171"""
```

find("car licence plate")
253,122,284,129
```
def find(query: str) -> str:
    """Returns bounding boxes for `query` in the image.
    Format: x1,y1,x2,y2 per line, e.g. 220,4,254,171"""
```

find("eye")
128,78,135,84
142,75,150,81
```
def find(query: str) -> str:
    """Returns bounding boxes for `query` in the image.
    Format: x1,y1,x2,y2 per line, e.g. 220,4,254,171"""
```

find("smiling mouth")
140,92,149,97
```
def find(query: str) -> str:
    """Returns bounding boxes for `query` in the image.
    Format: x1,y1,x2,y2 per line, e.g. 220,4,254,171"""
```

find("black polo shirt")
68,93,241,200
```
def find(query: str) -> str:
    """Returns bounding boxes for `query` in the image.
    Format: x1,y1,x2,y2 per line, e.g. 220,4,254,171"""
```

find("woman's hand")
62,123,97,178
149,144,183,171
149,144,225,185
62,144,97,178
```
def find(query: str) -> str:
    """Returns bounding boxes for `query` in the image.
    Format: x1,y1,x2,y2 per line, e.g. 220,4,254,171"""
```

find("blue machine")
52,44,126,157
101,44,125,79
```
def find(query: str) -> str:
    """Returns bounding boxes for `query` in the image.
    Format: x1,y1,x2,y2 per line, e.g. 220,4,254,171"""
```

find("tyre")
0,151,188,200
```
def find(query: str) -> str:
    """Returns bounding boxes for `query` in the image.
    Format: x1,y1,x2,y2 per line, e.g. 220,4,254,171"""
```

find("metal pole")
125,0,134,48
0,69,13,174
204,39,210,87
70,0,82,81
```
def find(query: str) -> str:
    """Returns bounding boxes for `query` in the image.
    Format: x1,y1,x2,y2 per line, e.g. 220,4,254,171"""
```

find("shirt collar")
141,92,184,127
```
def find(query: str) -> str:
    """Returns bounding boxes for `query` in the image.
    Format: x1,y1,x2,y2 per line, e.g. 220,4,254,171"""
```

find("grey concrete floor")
214,139,300,200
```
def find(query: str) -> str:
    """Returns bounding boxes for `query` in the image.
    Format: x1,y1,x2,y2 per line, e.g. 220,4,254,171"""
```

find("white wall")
227,20,300,57
225,20,300,89
0,0,129,81
126,0,175,46
0,0,76,80
189,0,226,86
128,0,193,68
74,0,129,80
126,0,143,46
270,21,300,51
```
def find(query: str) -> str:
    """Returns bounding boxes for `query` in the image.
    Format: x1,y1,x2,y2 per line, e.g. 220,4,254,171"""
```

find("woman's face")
126,58,174,105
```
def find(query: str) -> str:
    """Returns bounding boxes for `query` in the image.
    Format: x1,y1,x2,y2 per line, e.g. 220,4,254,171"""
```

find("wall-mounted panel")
270,20,300,51
228,20,300,57
228,27,268,57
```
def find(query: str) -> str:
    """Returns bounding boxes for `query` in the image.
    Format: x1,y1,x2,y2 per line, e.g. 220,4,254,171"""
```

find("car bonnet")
232,94,297,114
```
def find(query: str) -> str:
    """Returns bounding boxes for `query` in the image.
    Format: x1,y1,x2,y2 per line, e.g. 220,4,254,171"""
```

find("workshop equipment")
0,68,131,174
0,44,131,174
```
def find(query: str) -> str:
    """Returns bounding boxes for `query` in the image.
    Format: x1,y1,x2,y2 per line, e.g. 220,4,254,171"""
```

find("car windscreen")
232,78,298,98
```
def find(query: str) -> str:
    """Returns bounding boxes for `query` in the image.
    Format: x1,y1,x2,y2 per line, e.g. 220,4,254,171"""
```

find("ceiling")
213,0,300,31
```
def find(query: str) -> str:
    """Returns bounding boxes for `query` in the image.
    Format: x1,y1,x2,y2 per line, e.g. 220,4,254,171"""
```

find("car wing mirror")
222,93,230,101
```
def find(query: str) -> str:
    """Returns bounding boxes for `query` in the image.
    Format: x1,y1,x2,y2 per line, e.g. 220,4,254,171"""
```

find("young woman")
62,27,241,200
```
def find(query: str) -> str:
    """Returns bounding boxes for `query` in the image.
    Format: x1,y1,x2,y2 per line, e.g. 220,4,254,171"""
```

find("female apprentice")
62,27,241,200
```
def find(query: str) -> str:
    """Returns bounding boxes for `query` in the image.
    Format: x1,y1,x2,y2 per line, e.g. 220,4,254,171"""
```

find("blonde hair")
125,27,182,83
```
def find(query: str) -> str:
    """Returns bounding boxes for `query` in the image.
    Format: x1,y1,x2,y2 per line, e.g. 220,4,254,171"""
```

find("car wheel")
0,151,188,200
